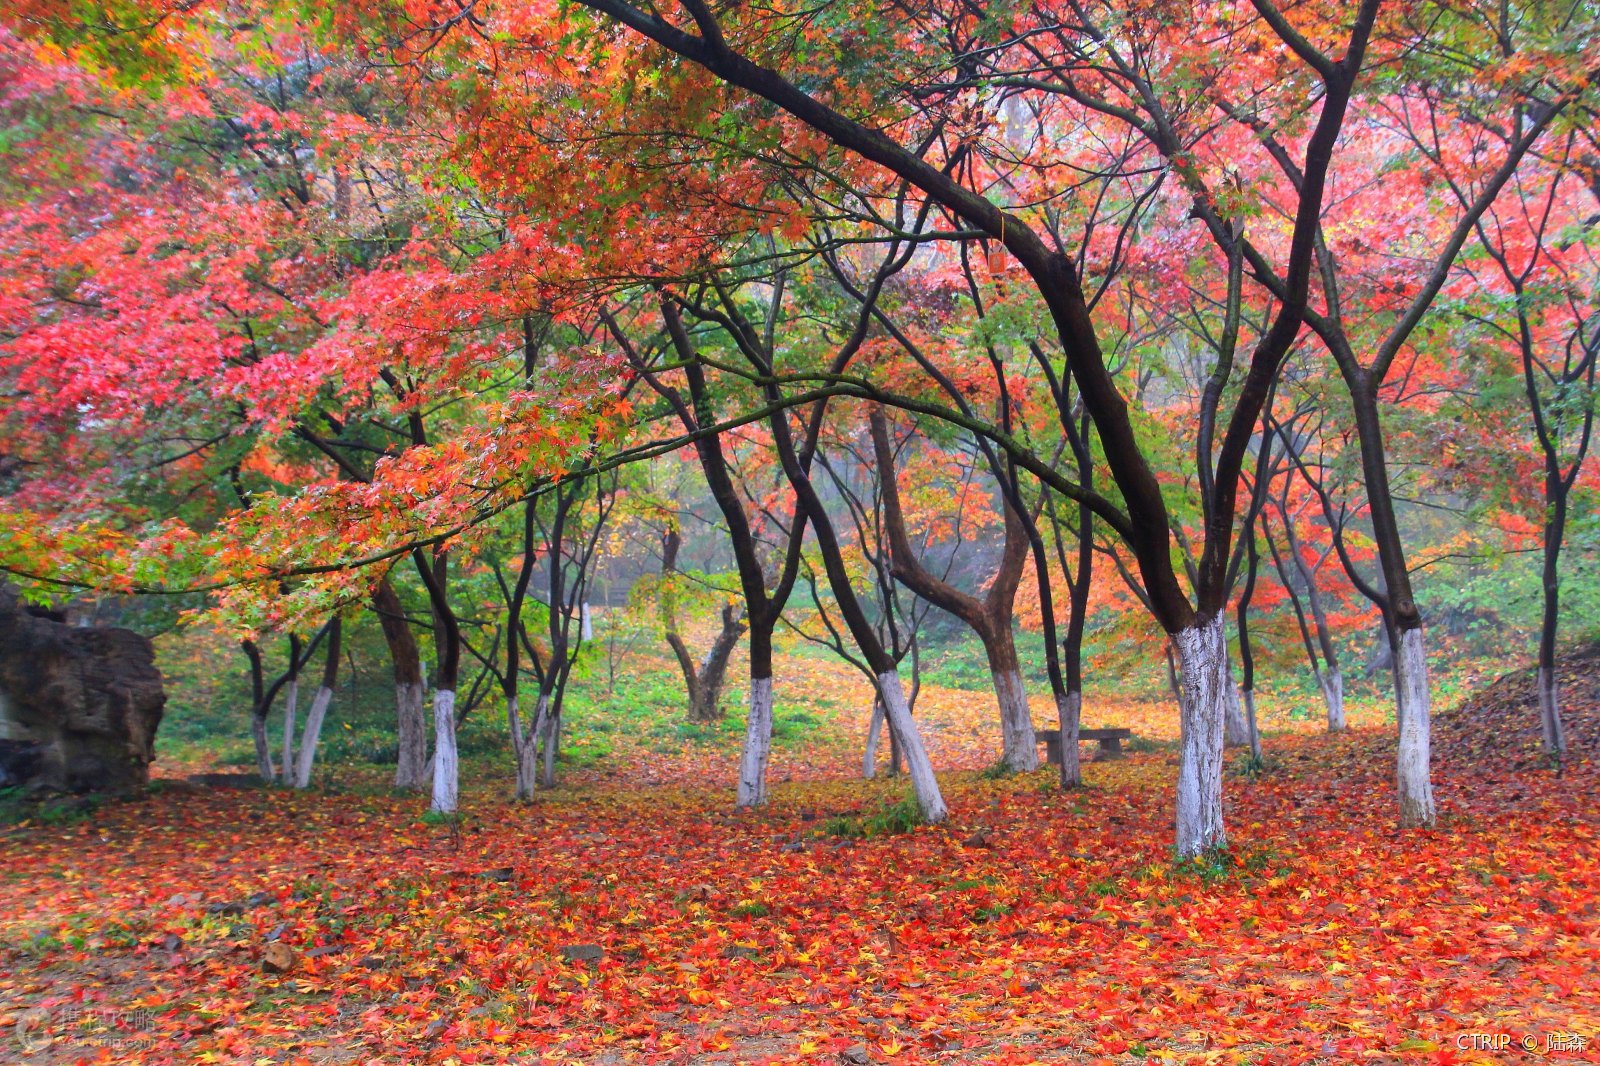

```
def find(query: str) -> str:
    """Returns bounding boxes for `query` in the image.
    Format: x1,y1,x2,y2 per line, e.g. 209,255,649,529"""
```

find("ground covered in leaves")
2,652,1597,1065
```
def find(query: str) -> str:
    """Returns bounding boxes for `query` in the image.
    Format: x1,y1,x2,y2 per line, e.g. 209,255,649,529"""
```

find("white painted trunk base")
1056,690,1082,788
279,679,299,785
1537,666,1566,757
1321,668,1346,732
1394,628,1435,829
292,686,334,788
394,682,429,790
877,671,947,824
736,678,774,808
863,697,885,780
430,689,459,813
1174,617,1228,859
992,668,1039,771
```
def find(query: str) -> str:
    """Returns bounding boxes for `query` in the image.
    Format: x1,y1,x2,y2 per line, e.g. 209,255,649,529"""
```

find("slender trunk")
538,706,560,790
736,677,774,807
1236,529,1262,759
244,641,274,782
374,579,429,790
294,687,333,789
1223,661,1251,748
1242,689,1261,761
1164,642,1182,706
1055,689,1082,788
877,670,947,823
279,680,299,786
984,629,1039,772
1173,615,1229,859
430,689,459,813
1393,626,1435,828
1347,378,1434,828
293,618,342,789
1538,493,1568,756
1283,516,1346,732
863,695,884,780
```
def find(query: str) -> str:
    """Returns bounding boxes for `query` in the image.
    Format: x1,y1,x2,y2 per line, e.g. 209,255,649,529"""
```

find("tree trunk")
279,677,299,786
984,629,1039,772
294,687,333,789
877,670,947,823
512,694,548,801
430,689,459,813
252,713,275,782
863,695,884,780
1173,615,1228,859
736,677,774,807
694,606,744,723
1393,626,1435,828
1321,668,1346,733
1223,666,1251,748
374,579,429,790
1537,499,1568,756
1242,688,1261,761
538,706,560,790
1055,689,1082,788
244,641,274,782
293,617,341,789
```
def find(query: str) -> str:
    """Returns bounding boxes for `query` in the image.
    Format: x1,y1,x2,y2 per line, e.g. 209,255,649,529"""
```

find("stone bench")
1035,727,1133,764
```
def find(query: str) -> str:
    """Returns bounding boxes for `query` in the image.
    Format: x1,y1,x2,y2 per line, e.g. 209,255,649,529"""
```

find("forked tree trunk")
692,607,744,723
869,410,1033,774
1173,616,1229,859
877,670,946,823
430,689,459,813
736,678,774,806
1393,626,1435,828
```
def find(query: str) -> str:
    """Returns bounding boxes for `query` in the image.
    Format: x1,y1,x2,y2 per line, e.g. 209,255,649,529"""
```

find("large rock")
0,587,164,792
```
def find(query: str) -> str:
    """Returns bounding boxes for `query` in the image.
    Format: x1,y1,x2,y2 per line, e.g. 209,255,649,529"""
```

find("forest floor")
1,645,1597,1065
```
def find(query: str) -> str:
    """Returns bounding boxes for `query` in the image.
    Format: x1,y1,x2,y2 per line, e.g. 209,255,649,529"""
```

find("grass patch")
822,795,924,839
